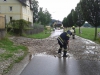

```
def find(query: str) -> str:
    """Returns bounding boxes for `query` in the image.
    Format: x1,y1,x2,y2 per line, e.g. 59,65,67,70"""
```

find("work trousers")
58,40,67,51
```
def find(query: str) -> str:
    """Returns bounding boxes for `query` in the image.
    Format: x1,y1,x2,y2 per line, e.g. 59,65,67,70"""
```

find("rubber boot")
72,35,75,39
58,49,62,53
63,51,67,57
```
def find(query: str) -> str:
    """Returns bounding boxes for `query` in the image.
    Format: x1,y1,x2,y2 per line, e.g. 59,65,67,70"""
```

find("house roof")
18,0,31,6
18,0,33,10
56,21,62,25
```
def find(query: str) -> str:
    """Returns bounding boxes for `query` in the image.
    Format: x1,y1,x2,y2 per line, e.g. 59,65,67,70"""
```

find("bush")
7,19,32,36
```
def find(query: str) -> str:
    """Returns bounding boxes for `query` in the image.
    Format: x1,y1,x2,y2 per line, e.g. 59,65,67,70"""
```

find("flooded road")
19,29,100,75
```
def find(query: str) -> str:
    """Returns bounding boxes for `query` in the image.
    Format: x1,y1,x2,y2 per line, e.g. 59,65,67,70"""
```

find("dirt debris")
4,35,100,75
9,36,100,61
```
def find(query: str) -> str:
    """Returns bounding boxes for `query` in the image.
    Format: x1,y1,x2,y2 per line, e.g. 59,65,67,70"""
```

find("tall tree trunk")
94,26,97,40
79,26,81,34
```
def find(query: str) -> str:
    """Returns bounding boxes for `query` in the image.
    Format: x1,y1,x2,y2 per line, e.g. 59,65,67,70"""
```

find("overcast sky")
37,0,80,21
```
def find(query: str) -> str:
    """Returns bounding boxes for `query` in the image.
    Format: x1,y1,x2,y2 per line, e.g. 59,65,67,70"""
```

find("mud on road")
9,35,100,61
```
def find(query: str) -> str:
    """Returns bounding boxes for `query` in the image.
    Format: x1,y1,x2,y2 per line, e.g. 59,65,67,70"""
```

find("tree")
62,17,67,27
75,2,85,34
38,7,51,26
62,16,70,28
62,11,74,28
67,12,74,27
44,9,51,25
38,7,45,25
72,10,78,26
32,0,39,23
81,0,100,40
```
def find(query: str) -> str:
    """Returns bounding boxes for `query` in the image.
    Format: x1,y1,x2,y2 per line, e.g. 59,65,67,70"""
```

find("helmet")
67,30,72,35
72,26,75,29
72,26,75,28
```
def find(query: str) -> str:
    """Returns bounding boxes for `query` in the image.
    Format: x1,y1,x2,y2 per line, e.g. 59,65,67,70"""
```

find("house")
53,21,63,29
0,0,33,26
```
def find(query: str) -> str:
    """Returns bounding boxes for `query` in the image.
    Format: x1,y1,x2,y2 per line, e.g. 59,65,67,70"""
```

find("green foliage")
8,19,30,29
62,9,76,28
0,38,13,46
80,0,100,40
98,38,100,43
81,0,100,27
38,8,51,26
33,23,44,29
72,10,78,25
7,19,31,36
62,17,68,27
0,53,13,59
0,38,28,74
0,38,27,52
75,3,85,27
32,0,39,23
62,17,66,27
67,12,74,27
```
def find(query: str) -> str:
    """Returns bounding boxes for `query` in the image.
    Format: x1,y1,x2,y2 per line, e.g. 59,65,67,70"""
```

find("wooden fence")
0,14,5,29
0,14,6,39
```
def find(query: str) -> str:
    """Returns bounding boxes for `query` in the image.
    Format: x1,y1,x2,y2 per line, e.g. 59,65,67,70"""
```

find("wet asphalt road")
20,29,100,75
20,56,100,75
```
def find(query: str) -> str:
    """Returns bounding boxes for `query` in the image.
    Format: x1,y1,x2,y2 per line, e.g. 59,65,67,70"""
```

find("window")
10,17,12,21
10,6,12,11
4,0,6,1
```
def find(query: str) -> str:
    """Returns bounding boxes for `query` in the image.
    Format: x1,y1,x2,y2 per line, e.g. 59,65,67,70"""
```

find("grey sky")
37,0,80,21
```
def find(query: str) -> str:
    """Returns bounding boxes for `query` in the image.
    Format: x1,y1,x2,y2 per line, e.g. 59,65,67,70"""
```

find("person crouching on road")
57,30,72,57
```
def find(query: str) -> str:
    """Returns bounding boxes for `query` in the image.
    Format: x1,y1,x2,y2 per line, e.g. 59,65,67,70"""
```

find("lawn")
24,29,51,39
0,38,28,74
75,27,100,43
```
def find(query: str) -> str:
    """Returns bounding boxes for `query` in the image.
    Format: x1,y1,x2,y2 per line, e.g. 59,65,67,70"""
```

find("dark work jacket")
57,32,70,45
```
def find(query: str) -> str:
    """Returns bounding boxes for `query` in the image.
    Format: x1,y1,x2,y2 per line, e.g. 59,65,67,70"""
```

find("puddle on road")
31,52,52,59
84,50,94,54
85,46,98,49
35,52,47,56
83,40,95,44
32,52,52,58
32,52,75,60
82,45,99,54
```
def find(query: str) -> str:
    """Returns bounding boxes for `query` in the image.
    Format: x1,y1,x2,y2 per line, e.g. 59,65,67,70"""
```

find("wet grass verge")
76,28,100,43
0,38,28,75
24,30,51,39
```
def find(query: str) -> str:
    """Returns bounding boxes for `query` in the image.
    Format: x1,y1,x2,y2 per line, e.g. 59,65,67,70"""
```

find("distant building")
0,0,33,26
53,21,63,28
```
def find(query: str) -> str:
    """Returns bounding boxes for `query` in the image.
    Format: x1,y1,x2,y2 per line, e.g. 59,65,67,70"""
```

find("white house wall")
0,0,33,25
22,6,33,24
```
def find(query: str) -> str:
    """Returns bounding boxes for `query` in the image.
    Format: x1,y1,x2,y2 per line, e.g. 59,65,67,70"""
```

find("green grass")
0,38,27,52
24,30,51,39
76,27,100,43
0,38,28,74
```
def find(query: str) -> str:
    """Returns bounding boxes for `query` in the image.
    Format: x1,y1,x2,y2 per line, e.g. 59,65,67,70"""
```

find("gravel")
4,35,100,75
